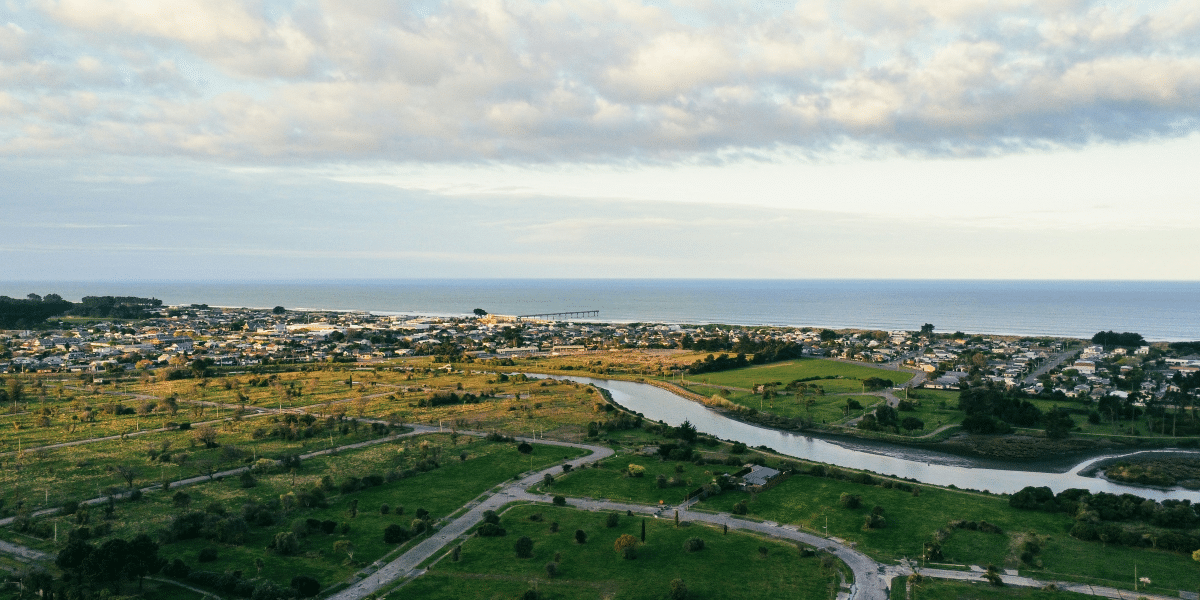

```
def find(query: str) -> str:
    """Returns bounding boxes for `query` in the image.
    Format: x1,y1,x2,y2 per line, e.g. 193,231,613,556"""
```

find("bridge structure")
516,310,599,321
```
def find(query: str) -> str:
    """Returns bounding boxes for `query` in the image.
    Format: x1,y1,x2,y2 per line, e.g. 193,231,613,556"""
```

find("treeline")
685,342,808,374
0,293,162,328
1010,486,1200,554
1091,330,1145,348
0,294,73,328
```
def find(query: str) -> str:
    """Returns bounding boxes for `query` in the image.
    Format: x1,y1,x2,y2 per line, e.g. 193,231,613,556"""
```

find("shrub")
683,537,705,552
383,524,409,544
732,500,749,515
575,529,587,544
514,536,534,558
239,471,257,488
669,579,688,600
198,547,218,562
544,562,558,578
606,513,619,528
731,442,747,454
477,523,506,537
482,510,501,525
290,575,321,598
838,493,861,509
271,531,300,555
614,534,639,555
552,495,567,506
380,504,390,515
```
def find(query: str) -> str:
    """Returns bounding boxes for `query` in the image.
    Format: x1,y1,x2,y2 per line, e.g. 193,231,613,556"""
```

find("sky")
1,0,1198,280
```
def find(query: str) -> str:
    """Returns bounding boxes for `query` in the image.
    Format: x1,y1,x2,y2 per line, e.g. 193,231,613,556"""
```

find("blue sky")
2,0,1198,280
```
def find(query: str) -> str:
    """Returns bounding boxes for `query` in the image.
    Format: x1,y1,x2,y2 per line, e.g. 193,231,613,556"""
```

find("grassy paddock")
404,503,844,600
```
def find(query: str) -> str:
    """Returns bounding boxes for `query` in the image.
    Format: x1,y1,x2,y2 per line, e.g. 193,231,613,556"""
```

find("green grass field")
545,454,738,505
678,359,917,393
404,503,845,600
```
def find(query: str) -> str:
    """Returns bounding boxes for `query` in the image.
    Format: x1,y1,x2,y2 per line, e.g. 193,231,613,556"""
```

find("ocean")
3,279,1198,341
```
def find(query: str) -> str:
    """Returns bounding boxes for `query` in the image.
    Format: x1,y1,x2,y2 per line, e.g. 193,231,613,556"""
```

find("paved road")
0,425,1182,600
1024,349,1080,386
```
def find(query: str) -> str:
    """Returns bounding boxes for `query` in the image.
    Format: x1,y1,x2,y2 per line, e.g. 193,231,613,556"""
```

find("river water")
545,374,1200,502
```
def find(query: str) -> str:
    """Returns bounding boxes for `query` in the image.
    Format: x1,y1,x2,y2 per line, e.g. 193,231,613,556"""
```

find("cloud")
0,0,1195,163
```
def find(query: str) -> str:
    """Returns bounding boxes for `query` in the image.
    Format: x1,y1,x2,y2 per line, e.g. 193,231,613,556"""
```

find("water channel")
542,374,1200,502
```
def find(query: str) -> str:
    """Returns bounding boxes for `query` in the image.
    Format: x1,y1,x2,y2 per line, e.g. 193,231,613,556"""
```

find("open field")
404,503,845,600
542,453,738,505
673,359,917,393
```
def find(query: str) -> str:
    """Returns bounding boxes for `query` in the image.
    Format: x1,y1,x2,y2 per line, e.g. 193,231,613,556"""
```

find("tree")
575,529,587,544
125,533,165,591
683,537,705,552
473,308,488,316
514,536,534,558
606,512,619,528
116,465,139,488
192,424,218,448
290,575,320,597
272,531,300,555
545,561,558,578
920,323,935,336
517,441,533,454
273,306,286,315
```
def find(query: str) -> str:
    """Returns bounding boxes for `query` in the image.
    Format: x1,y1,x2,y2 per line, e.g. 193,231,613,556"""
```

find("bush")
477,523,506,537
838,493,861,509
683,537,705,552
198,547,218,563
380,504,390,515
732,500,749,515
606,513,619,528
552,495,567,506
290,575,321,598
239,471,257,488
575,529,588,544
544,562,558,578
384,524,409,544
669,579,689,600
514,536,534,558
730,442,747,454
482,510,501,525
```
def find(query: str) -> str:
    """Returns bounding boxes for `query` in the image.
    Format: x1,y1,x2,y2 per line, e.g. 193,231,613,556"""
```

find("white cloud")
0,0,1191,164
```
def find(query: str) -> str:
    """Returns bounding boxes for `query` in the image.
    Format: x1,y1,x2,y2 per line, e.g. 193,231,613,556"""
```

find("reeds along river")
543,374,1200,502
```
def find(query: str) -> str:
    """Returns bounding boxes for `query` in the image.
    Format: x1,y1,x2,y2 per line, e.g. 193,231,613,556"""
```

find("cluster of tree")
1091,331,1146,348
958,385,1075,438
0,294,74,328
160,559,305,600
1009,486,1200,553
733,340,806,364
679,334,733,352
857,405,926,433
53,531,165,596
417,391,484,408
0,293,165,328
686,352,749,374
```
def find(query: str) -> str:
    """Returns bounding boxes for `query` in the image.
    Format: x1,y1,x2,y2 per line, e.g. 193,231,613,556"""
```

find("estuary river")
544,374,1200,502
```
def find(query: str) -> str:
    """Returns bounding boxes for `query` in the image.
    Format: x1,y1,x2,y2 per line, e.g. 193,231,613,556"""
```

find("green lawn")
678,359,918,393
404,503,845,600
